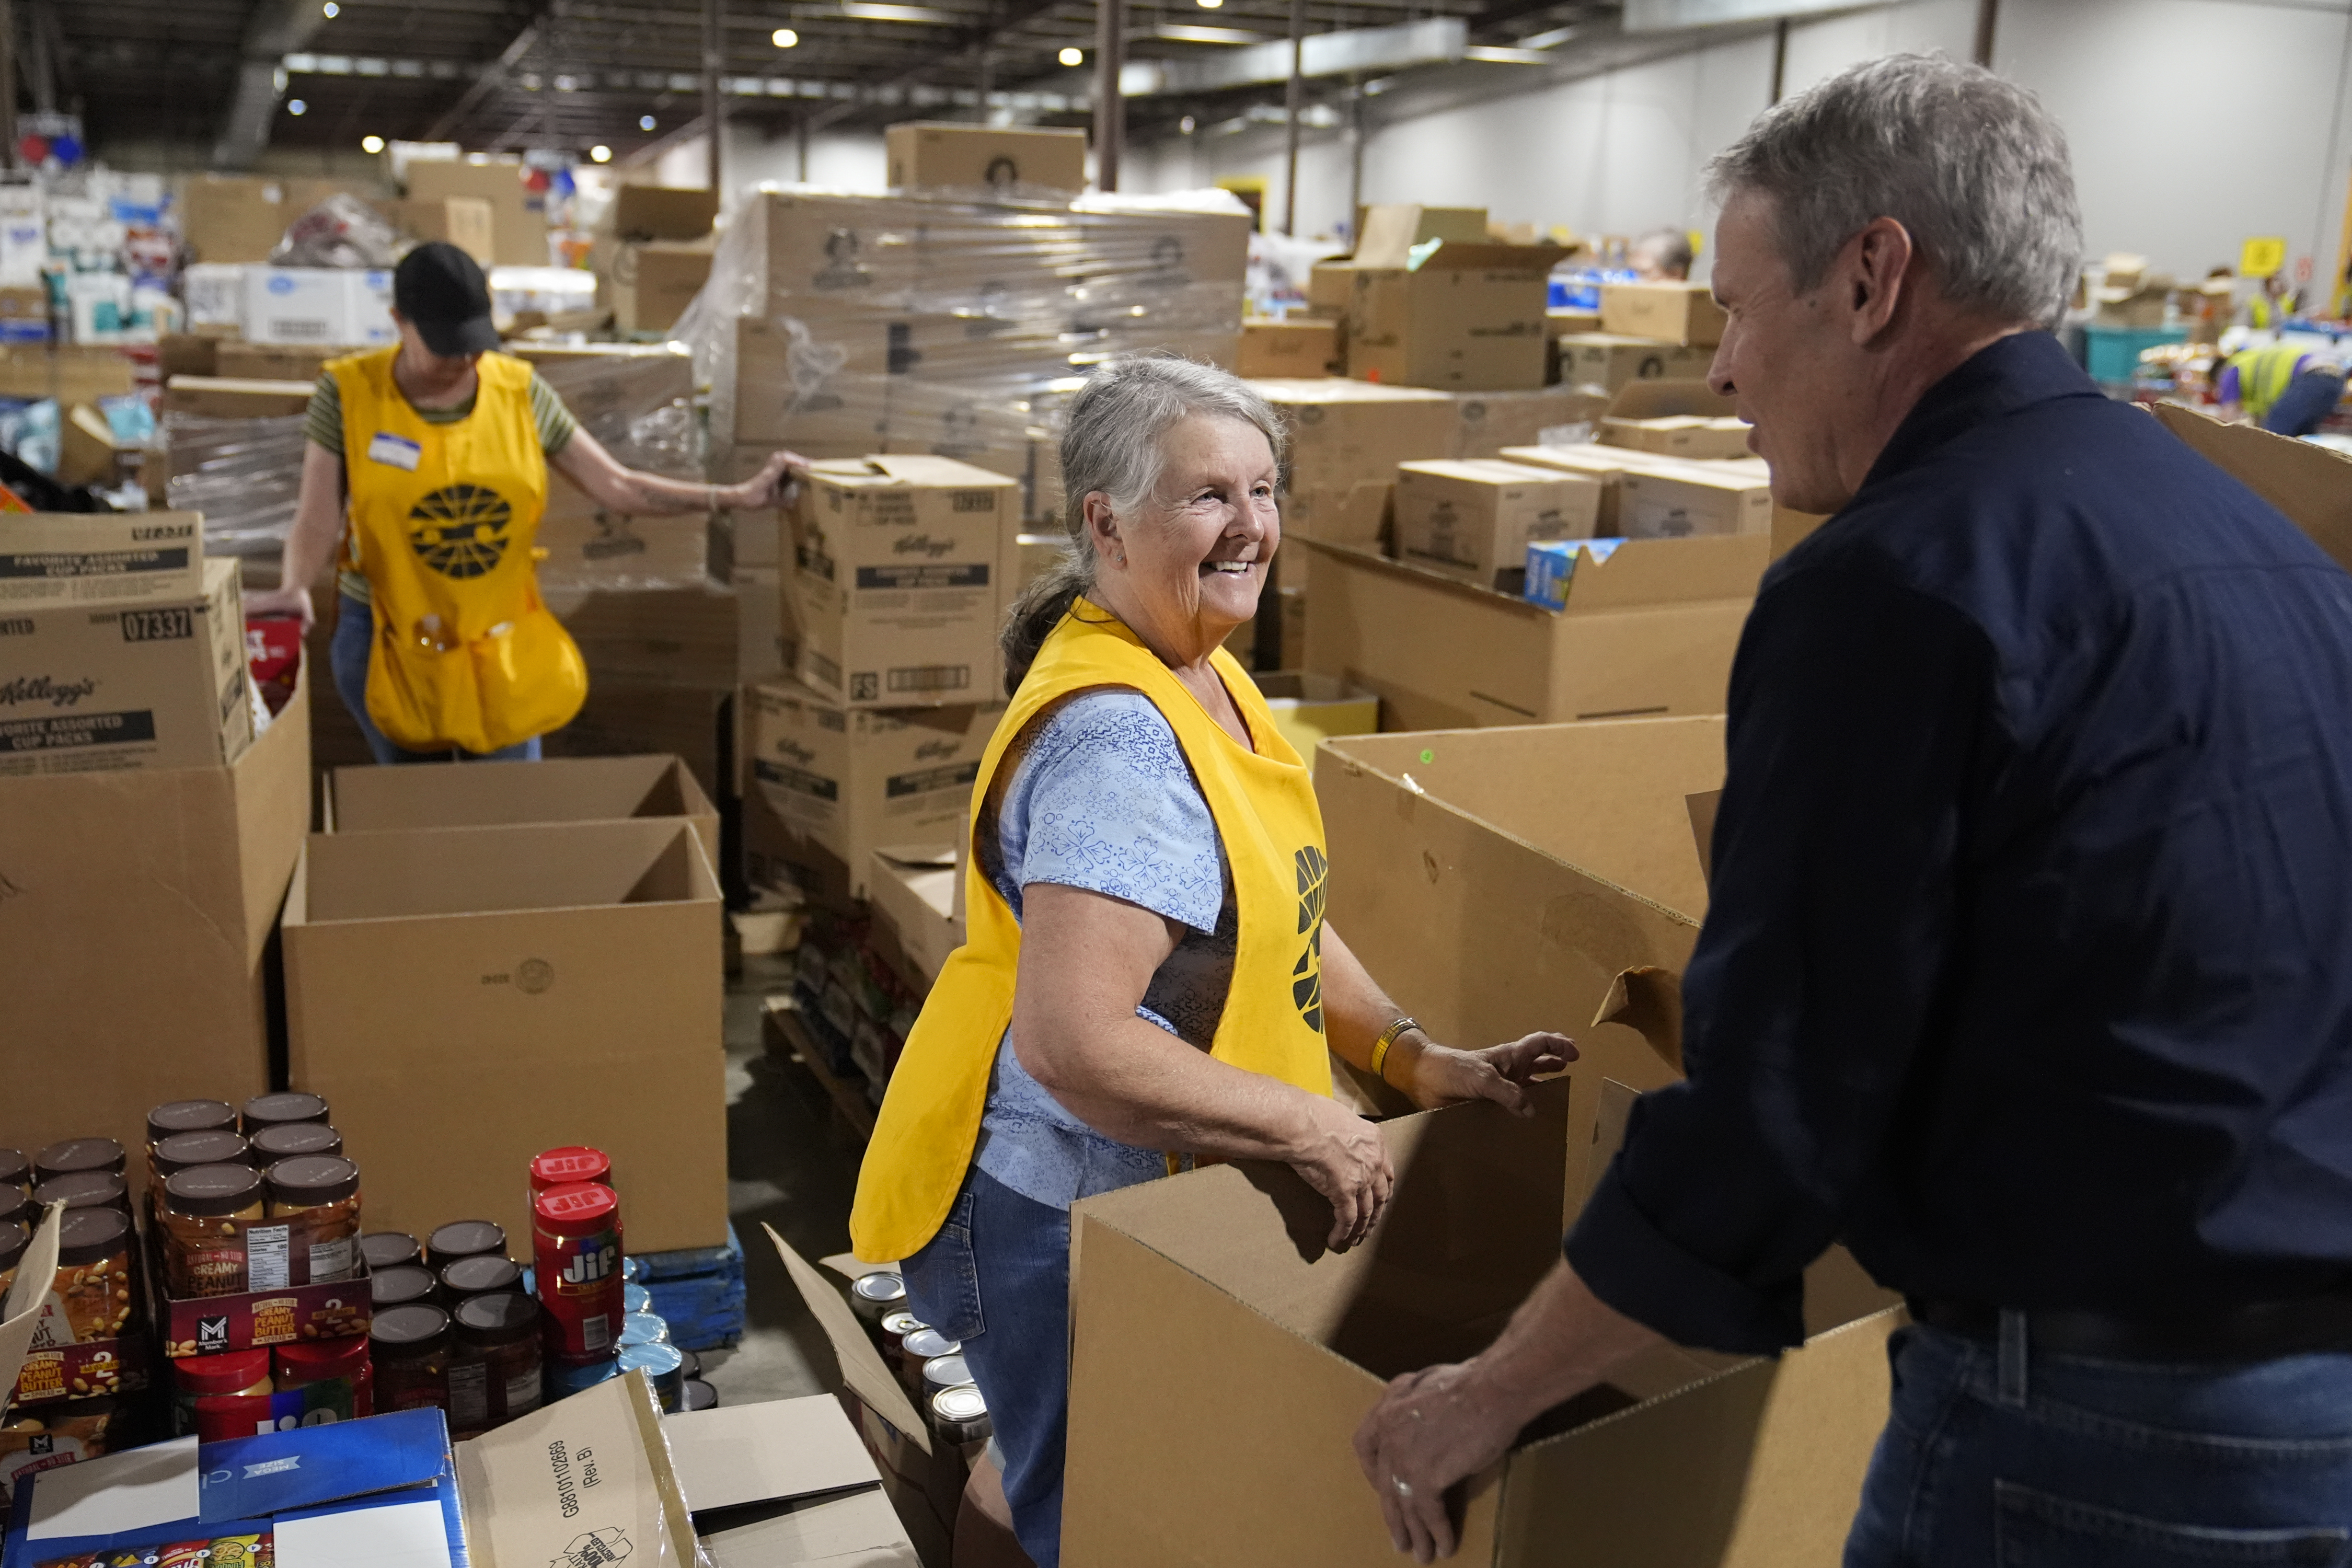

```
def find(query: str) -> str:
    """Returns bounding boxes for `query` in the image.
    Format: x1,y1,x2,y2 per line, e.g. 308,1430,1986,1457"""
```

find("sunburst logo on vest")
1293,844,1328,1033
407,483,513,579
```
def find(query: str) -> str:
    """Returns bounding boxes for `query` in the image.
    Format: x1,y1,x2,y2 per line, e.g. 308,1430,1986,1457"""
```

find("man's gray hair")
1706,54,2083,329
999,356,1287,694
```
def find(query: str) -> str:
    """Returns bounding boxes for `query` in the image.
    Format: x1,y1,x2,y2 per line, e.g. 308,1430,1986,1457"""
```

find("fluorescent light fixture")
1516,24,1578,48
1157,24,1264,43
1463,43,1550,62
841,2,959,21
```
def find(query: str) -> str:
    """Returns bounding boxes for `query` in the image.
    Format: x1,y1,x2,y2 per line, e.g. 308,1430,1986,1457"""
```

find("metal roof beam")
213,0,335,168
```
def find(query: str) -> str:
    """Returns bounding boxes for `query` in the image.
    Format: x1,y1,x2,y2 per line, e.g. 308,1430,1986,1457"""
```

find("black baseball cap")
393,241,500,356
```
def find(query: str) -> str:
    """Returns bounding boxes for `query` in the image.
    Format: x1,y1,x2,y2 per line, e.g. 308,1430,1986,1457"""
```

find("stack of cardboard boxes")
593,184,721,337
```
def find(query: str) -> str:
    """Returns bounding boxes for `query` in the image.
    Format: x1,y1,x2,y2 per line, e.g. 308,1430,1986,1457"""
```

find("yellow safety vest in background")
848,601,1334,1262
331,347,586,755
2229,344,2309,424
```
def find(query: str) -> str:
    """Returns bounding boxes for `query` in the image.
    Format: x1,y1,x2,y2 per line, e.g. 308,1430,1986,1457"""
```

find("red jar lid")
529,1147,612,1192
533,1182,618,1227
174,1348,270,1395
276,1336,368,1381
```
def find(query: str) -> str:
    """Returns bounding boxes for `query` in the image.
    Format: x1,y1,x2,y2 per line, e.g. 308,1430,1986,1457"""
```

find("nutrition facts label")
246,1225,292,1290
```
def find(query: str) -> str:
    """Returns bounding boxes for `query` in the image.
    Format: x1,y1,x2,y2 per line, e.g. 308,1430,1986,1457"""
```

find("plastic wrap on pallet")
679,185,1249,518
165,410,305,558
522,345,700,476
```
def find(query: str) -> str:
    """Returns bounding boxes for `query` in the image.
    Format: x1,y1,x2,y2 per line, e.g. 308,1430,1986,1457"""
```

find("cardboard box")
391,194,497,265
676,1395,923,1566
1555,332,1707,395
868,846,962,990
158,332,222,379
1301,533,1764,729
1252,378,1457,549
1344,243,1565,391
549,583,740,689
241,267,392,347
534,490,710,594
1256,670,1377,762
1601,414,1754,462
542,677,729,804
0,556,253,776
283,817,727,1252
743,677,1002,903
0,510,204,605
0,666,309,1187
403,157,549,268
1449,387,1608,458
0,345,133,405
792,455,1021,709
1306,262,1356,318
1354,204,1491,258
606,238,714,335
1599,280,1727,346
885,122,1089,193
1062,1081,1899,1566
1393,458,1601,590
1498,440,1744,535
55,406,121,490
328,752,719,868
1238,318,1338,379
1617,467,1772,539
2152,400,2352,575
605,183,719,242
735,564,796,683
177,173,356,264
213,341,336,383
162,374,315,419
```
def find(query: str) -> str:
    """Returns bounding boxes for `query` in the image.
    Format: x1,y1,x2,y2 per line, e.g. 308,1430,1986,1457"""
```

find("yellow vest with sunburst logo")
330,346,585,754
849,600,1333,1263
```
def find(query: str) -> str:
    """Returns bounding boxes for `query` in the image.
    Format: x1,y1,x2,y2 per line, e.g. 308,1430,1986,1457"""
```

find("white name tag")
366,432,422,471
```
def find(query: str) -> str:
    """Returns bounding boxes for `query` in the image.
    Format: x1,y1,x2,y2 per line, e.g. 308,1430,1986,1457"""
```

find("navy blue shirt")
1565,331,2352,1354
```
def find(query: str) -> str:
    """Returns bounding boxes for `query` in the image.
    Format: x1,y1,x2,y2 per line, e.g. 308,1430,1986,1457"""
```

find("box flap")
1605,380,1736,421
1389,240,1566,275
1557,533,1768,612
201,1409,454,1522
1589,967,1683,1072
861,453,1023,490
1686,789,1721,886
455,1369,699,1568
2151,401,2352,574
700,1487,920,1567
665,1398,880,1514
762,1225,931,1454
17,1437,202,1547
0,1204,63,1421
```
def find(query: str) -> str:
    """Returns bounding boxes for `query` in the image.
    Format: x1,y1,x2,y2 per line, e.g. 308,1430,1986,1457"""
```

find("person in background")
2246,270,2297,331
849,358,1571,1567
2217,339,2347,437
241,241,801,764
1355,54,2352,1565
1629,226,1694,281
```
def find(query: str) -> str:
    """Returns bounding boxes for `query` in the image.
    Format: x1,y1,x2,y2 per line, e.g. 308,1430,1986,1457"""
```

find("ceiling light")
1516,24,1577,49
1180,114,1196,133
840,2,959,20
640,113,657,130
591,144,613,162
287,98,308,114
1462,43,1549,63
1158,24,1261,42
361,134,384,153
773,27,799,46
1198,0,1224,8
321,1,338,14
1059,45,1084,65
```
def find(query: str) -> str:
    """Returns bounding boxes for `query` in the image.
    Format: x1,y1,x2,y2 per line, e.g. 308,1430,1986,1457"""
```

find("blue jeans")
900,1168,1070,1568
2263,368,2348,439
329,591,542,765
1846,1320,2352,1566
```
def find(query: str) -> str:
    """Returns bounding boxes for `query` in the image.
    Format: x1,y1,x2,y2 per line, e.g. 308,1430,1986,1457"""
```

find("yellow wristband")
1369,1015,1418,1083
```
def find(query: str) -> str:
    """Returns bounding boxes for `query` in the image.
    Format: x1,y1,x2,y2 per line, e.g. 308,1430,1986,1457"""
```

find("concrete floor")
695,951,868,1408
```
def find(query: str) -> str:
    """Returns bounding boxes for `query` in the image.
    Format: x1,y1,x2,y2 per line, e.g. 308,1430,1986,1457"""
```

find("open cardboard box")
675,1395,923,1566
1061,1084,1899,1566
326,752,719,868
2152,401,2352,572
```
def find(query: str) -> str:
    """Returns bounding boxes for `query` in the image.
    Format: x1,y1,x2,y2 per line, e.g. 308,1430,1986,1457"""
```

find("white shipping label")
366,432,422,471
307,1235,356,1284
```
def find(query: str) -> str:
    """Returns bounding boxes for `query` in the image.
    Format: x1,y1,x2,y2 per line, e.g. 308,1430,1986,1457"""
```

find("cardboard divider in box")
282,818,727,1254
0,665,309,1171
326,752,720,867
1299,533,1765,730
0,510,204,605
1062,1080,1900,1566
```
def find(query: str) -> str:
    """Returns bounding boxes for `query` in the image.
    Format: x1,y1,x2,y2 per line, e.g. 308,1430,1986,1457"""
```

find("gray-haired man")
1356,54,2352,1565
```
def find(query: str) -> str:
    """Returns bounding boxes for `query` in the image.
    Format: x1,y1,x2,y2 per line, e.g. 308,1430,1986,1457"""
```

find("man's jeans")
1846,1319,2352,1565
2263,368,2349,439
901,1168,1072,1567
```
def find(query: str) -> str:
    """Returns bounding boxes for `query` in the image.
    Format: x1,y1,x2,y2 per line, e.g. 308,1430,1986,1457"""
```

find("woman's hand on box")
1284,1091,1395,1253
241,583,315,633
1390,1031,1575,1115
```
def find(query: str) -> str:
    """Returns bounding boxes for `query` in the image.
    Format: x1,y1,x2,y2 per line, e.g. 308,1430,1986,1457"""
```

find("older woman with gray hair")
1359,49,2352,1568
849,355,1570,1565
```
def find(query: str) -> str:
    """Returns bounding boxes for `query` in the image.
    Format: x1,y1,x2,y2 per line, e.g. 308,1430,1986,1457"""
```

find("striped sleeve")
529,372,579,457
304,373,343,456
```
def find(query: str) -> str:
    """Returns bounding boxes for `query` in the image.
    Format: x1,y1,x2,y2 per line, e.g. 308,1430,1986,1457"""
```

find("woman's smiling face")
1093,412,1280,656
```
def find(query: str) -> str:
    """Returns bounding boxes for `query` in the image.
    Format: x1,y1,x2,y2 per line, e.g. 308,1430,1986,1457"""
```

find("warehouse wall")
1126,0,2352,290
653,124,890,205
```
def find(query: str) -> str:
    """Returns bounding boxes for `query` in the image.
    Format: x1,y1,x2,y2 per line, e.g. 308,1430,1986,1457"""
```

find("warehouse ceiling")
51,0,1638,164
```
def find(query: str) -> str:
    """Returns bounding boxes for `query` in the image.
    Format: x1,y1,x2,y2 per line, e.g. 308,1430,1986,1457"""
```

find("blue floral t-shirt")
971,688,1236,1209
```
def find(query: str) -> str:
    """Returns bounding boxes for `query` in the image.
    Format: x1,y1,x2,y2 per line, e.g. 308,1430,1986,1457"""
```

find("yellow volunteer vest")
331,347,585,754
848,599,1334,1262
2230,344,2307,423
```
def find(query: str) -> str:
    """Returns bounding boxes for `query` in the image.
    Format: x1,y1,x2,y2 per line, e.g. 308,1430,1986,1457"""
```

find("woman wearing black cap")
243,240,802,763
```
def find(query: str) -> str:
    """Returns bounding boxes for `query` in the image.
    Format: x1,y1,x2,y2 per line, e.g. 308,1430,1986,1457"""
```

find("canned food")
930,1383,991,1446
849,1271,906,1323
32,1171,129,1217
426,1219,508,1270
896,1328,960,1394
35,1138,125,1182
250,1123,343,1162
528,1147,613,1196
371,1264,438,1309
0,1148,29,1188
240,1092,331,1136
622,1283,651,1316
676,1347,701,1380
682,1377,719,1411
920,1353,972,1401
449,1292,544,1438
878,1310,925,1379
532,1183,623,1358
442,1253,524,1304
617,1312,668,1348
263,1156,363,1285
618,1341,685,1412
545,1353,620,1400
371,1302,454,1413
360,1232,421,1272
